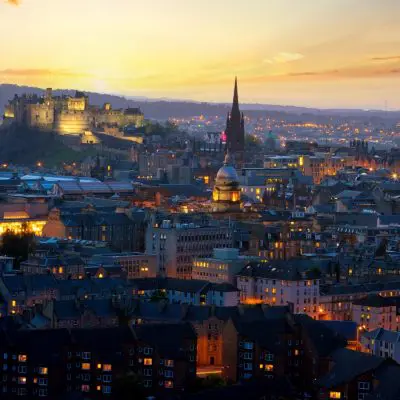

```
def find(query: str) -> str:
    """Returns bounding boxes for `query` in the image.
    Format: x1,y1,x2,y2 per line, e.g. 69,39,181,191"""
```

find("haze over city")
1,0,400,109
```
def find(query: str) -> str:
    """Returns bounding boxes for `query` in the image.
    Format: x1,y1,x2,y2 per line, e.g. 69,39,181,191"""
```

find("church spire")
233,76,239,105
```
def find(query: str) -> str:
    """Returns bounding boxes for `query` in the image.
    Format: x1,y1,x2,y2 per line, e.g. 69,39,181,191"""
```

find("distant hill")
1,83,400,120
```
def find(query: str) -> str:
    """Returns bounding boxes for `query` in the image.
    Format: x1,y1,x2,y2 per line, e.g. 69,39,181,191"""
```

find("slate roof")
366,364,400,400
321,321,358,341
132,322,196,358
8,329,71,363
321,280,400,296
353,294,397,307
362,327,400,343
317,348,386,388
232,319,291,352
295,314,347,358
237,260,323,280
70,326,132,357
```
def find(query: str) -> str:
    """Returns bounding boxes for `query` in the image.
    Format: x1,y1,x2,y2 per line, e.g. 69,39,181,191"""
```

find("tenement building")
145,219,234,279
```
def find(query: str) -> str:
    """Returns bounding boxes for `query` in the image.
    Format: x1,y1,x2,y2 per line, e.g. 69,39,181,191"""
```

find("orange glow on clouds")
1,0,400,109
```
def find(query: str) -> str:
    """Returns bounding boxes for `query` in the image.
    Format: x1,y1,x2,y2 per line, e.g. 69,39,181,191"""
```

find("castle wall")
67,97,87,111
95,110,144,127
26,103,55,131
54,110,92,135
4,89,144,136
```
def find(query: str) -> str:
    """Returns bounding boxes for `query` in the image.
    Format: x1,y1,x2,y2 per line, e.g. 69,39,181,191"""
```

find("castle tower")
225,77,245,165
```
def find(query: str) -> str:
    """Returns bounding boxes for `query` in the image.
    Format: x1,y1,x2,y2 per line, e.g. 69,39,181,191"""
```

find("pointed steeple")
225,76,245,164
231,77,240,116
233,76,239,105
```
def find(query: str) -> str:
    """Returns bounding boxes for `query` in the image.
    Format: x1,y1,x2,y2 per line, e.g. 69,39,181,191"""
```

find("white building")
192,248,263,284
236,262,321,319
131,277,240,307
361,328,400,362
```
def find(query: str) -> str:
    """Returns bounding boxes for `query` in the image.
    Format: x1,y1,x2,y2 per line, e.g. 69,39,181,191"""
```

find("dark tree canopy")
0,231,36,267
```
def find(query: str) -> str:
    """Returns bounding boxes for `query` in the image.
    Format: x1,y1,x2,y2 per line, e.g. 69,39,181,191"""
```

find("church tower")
225,77,245,165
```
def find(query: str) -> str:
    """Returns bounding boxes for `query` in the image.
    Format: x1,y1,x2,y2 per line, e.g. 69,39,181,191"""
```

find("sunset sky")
1,0,400,109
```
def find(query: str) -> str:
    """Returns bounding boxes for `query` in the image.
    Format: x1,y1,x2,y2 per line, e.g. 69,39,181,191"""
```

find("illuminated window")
11,300,16,307
294,349,299,356
98,273,104,279
18,377,27,385
82,363,91,370
58,267,63,274
144,358,152,366
81,385,90,392
97,385,101,391
164,380,174,389
18,355,27,362
103,364,112,372
272,288,277,294
39,367,48,375
97,363,102,369
33,377,38,384
259,364,264,369
164,360,174,367
330,392,341,399
265,364,274,372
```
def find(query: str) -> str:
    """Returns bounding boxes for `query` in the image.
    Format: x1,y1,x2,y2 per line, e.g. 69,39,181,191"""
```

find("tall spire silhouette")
225,77,245,165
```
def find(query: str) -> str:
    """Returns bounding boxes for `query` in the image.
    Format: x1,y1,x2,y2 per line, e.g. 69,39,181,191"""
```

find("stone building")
212,152,241,212
4,88,144,136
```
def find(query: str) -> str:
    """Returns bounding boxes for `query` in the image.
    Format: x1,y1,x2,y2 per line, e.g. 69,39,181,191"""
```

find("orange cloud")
5,0,20,5
263,52,304,64
371,55,400,62
0,68,91,78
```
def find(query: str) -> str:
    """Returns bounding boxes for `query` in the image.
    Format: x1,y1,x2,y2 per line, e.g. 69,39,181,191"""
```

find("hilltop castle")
3,88,144,136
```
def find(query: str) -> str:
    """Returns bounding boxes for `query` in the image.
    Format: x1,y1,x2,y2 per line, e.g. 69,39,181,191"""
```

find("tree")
150,289,168,302
245,134,262,151
188,375,227,393
1,231,36,267
308,267,322,279
114,370,145,400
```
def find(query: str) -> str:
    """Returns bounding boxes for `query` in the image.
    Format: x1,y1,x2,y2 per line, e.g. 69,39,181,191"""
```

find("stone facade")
4,88,144,136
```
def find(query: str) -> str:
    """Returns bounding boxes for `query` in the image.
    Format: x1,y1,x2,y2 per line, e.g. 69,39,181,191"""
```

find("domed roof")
215,152,239,185
266,130,277,140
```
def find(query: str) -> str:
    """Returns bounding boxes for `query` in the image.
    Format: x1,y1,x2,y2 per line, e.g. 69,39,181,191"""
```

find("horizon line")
0,82,399,114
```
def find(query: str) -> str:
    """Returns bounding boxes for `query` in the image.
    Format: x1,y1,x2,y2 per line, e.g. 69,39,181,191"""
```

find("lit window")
58,267,63,274
164,360,174,367
96,385,101,391
294,349,299,356
82,363,91,370
11,300,16,307
81,385,90,392
18,377,27,385
39,367,48,375
144,358,152,366
330,392,341,399
164,380,174,389
97,363,102,369
259,364,264,369
18,355,27,362
98,273,104,279
265,364,274,372
103,364,112,372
